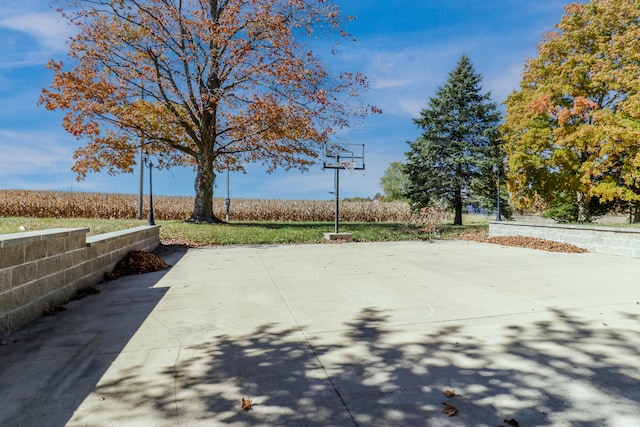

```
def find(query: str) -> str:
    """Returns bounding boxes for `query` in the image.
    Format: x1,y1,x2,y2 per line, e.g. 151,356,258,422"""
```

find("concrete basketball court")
1,240,639,426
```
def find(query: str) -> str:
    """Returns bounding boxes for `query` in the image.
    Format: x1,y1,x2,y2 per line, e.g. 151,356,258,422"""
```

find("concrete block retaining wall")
489,221,640,258
0,226,160,338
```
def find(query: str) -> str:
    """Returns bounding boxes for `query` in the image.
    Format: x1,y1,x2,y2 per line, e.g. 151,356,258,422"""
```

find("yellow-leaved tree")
502,0,640,222
40,0,379,223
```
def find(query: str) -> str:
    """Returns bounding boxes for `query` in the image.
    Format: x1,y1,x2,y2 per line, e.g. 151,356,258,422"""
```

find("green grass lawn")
161,221,425,246
0,216,490,246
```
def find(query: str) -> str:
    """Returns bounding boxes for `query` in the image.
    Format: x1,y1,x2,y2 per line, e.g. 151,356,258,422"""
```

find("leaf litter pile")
456,230,588,253
104,250,168,280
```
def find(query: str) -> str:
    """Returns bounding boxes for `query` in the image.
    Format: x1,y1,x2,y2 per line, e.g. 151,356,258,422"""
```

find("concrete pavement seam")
255,249,360,427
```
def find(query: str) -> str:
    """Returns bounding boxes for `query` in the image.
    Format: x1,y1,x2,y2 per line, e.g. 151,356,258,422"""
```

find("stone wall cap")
86,225,160,245
490,221,640,234
0,228,89,248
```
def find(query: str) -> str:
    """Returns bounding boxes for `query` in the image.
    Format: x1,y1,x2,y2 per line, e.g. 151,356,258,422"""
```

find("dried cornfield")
0,190,411,222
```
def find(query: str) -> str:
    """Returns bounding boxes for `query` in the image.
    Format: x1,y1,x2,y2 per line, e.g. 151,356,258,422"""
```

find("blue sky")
0,0,571,200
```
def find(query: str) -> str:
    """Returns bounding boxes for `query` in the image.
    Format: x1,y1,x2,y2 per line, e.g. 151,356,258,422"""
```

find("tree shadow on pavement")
114,305,640,426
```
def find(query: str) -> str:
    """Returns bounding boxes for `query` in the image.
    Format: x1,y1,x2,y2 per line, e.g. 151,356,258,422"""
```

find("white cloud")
358,43,455,91
0,12,70,52
342,35,488,119
485,62,526,105
0,128,147,193
0,9,72,68
0,129,75,175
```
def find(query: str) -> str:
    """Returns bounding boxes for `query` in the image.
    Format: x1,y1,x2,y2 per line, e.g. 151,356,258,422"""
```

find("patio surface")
1,240,639,426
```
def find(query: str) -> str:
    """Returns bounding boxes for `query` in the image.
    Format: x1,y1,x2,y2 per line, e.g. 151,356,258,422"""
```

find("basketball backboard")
322,143,365,171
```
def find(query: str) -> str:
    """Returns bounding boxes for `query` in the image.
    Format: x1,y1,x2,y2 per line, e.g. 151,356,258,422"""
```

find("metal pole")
225,166,230,222
148,159,155,226
138,86,145,219
496,170,502,222
138,146,144,219
334,167,340,233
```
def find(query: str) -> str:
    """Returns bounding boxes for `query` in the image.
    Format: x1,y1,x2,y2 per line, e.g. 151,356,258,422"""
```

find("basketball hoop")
322,143,365,171
321,142,365,234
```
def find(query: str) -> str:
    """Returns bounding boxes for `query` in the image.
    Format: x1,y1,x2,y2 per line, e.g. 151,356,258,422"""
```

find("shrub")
408,205,449,236
542,196,579,223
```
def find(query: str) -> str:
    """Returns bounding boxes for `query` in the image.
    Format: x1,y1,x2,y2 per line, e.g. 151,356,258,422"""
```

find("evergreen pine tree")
404,54,504,225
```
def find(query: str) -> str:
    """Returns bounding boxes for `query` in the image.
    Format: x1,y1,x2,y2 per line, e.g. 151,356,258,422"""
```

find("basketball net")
341,161,356,176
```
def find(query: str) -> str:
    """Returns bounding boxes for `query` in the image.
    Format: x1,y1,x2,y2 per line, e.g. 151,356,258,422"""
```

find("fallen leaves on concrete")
441,402,458,417
443,389,459,398
104,250,168,281
440,389,522,425
241,397,253,411
456,231,588,253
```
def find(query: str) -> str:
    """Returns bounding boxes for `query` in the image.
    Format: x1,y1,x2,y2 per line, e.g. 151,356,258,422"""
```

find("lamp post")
138,145,144,219
144,152,155,226
225,165,231,222
493,164,502,222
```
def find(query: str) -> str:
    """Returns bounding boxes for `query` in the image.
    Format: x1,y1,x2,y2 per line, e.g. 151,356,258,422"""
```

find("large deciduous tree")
404,54,502,225
502,0,640,222
40,0,378,223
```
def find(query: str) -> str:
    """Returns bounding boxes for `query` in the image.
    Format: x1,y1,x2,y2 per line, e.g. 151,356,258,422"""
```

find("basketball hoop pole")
322,143,365,238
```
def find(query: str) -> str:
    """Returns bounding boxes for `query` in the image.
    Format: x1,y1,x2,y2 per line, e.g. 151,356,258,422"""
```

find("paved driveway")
1,241,639,426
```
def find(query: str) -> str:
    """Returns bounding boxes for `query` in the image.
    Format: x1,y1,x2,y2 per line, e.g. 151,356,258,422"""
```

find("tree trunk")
576,191,590,223
189,153,222,223
453,184,463,226
633,201,640,224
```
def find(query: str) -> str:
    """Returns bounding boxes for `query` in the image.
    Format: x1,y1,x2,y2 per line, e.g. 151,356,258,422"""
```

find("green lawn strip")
439,223,488,238
0,217,147,236
158,221,427,245
0,217,487,246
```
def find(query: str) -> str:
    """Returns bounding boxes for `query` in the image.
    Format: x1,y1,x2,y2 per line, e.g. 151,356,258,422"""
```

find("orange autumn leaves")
503,0,640,216
527,95,599,127
239,389,523,423
241,397,253,411
41,0,379,222
441,389,459,417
